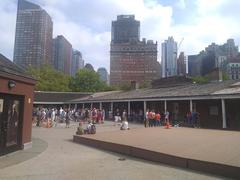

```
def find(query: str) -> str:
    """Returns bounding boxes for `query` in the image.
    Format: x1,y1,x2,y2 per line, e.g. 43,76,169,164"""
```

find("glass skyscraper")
161,37,178,78
13,0,53,69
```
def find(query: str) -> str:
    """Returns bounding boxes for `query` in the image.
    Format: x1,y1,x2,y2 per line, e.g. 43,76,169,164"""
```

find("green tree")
27,65,71,91
191,76,209,84
70,69,108,92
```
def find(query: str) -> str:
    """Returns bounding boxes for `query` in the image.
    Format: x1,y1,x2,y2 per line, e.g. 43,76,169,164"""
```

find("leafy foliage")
222,72,230,81
27,65,71,91
70,69,109,92
191,76,209,84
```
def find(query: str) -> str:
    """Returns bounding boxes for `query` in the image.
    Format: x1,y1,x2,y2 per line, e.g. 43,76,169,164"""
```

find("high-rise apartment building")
13,0,53,68
52,35,72,75
110,15,160,86
71,50,84,76
161,37,178,78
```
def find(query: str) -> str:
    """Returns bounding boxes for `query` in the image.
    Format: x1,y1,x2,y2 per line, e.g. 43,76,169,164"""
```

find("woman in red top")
155,112,161,126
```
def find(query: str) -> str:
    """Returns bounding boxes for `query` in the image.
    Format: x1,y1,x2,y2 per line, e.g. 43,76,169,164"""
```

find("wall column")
190,99,193,112
90,103,93,110
143,101,147,118
164,100,167,113
110,102,113,112
100,102,102,110
128,101,131,116
221,99,227,128
82,103,85,109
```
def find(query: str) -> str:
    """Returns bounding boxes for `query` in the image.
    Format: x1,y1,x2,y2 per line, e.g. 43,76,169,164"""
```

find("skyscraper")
161,37,178,78
177,52,186,76
52,35,72,75
110,15,160,86
97,67,108,83
71,50,84,76
84,63,95,71
13,0,53,68
111,15,140,43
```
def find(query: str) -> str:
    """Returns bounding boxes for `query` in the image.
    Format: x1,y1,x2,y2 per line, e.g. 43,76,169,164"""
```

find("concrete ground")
78,124,240,167
0,121,229,180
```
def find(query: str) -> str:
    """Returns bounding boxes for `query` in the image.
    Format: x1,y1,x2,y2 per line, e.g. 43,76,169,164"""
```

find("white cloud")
0,0,16,60
0,0,240,71
176,0,186,9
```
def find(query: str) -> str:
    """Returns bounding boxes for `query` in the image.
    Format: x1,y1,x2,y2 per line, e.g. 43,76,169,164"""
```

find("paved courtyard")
0,121,228,180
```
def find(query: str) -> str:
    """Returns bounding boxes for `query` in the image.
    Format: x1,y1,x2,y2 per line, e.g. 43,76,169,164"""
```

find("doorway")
0,94,23,156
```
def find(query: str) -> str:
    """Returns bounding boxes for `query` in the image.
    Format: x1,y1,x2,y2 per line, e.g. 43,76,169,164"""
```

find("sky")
1,0,240,71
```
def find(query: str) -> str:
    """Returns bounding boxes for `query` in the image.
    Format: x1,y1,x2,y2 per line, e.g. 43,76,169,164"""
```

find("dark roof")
34,91,92,103
0,54,34,80
151,76,192,88
69,80,240,102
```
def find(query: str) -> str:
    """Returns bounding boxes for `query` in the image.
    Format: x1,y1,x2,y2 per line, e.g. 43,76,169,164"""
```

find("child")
76,122,84,135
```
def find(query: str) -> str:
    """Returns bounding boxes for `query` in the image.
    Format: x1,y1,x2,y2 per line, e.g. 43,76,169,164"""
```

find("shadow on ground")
0,138,48,169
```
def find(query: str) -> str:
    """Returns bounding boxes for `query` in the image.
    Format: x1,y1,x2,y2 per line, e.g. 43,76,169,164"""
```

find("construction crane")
178,38,184,52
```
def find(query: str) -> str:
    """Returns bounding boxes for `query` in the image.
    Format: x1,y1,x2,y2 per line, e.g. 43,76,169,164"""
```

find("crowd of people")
33,106,200,130
144,109,170,128
185,111,200,128
33,107,106,128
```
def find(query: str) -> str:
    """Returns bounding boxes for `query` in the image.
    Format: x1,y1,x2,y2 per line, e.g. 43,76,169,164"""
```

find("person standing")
155,111,161,126
122,109,127,122
51,108,56,127
102,108,105,123
144,109,150,128
165,110,170,126
65,109,70,128
114,109,121,126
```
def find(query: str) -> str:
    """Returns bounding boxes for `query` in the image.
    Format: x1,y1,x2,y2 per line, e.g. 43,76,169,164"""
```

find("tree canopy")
27,65,71,92
70,69,110,92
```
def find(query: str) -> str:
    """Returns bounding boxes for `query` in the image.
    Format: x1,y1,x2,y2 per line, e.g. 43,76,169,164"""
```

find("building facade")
97,67,108,83
111,15,140,43
0,54,36,156
13,0,53,69
52,35,72,75
71,50,84,76
161,37,178,78
227,63,240,80
110,15,160,86
84,63,95,71
177,52,186,76
188,39,239,77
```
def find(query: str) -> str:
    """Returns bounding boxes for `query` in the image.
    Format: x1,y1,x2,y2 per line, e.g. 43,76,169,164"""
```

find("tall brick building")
110,15,160,86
